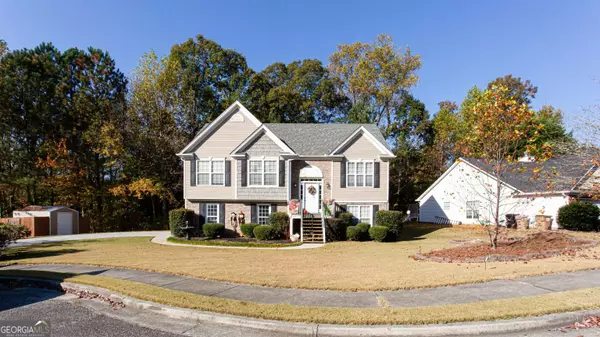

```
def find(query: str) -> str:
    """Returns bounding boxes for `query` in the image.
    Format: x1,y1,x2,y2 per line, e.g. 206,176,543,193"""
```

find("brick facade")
186,201,287,234
290,160,333,200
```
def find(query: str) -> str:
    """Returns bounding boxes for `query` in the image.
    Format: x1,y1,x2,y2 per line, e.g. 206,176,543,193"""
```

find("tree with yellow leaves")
457,85,552,248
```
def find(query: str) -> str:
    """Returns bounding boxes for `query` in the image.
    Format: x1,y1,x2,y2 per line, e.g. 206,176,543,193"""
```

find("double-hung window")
257,204,271,225
197,158,225,186
347,161,374,187
466,201,480,219
248,159,278,186
347,205,372,225
206,204,219,223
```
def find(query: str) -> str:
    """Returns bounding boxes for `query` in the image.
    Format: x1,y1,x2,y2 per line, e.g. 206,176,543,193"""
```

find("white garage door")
56,212,73,235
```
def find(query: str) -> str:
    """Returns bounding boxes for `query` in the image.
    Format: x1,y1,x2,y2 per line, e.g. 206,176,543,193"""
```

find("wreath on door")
307,185,317,195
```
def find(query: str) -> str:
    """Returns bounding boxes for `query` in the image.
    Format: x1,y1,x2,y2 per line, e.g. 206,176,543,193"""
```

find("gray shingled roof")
462,156,597,193
264,123,389,156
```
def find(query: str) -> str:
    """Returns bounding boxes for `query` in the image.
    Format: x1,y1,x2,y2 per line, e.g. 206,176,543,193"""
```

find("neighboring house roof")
462,156,597,193
416,156,598,202
265,123,390,156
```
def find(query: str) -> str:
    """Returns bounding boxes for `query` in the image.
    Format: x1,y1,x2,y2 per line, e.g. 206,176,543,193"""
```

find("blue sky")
1,0,599,131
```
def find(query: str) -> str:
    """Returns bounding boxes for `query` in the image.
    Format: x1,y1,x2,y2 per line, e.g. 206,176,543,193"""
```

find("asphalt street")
1,287,599,337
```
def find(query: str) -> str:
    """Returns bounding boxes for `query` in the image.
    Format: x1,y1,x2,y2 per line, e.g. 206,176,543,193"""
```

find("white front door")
56,212,73,235
302,182,320,214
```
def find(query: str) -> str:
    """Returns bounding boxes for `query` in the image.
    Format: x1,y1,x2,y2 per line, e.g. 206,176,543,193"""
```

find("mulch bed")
414,232,599,263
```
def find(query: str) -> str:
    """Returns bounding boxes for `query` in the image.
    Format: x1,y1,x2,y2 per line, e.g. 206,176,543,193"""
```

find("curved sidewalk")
2,263,600,308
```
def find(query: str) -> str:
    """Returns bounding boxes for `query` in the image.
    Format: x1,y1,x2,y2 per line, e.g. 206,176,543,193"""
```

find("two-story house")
177,101,395,242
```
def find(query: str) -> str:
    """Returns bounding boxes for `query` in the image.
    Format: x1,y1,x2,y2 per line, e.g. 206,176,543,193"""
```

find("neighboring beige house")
177,101,395,242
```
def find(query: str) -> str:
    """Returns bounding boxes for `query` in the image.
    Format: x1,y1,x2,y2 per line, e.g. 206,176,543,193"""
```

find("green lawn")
3,224,600,291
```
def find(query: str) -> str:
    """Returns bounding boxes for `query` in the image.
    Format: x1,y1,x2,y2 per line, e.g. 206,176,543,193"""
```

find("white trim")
247,158,279,187
178,101,262,156
257,204,271,225
234,159,238,199
335,200,387,203
346,204,373,225
415,158,523,202
371,205,375,226
330,161,334,200
573,165,598,190
345,160,375,188
459,158,522,192
329,126,394,157
415,161,461,202
299,180,323,213
287,159,292,202
230,125,295,155
196,158,226,186
206,203,220,224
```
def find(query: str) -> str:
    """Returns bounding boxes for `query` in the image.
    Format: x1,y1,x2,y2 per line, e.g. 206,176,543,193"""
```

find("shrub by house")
169,208,195,237
203,224,225,238
325,218,346,241
346,226,360,241
558,202,600,232
356,223,371,241
376,210,403,239
269,212,289,239
369,226,389,242
241,223,259,238
254,225,274,240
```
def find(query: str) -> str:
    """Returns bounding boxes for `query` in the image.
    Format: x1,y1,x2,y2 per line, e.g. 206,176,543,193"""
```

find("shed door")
56,212,73,235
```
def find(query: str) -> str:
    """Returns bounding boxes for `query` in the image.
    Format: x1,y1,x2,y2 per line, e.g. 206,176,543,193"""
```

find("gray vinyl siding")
236,159,288,201
236,132,287,201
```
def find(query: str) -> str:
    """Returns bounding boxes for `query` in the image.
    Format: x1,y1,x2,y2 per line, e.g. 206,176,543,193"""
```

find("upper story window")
248,159,278,186
197,158,225,186
347,161,374,187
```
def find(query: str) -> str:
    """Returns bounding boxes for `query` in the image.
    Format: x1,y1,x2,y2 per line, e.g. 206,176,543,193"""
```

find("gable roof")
417,156,597,202
177,101,393,158
461,156,597,193
177,101,262,156
230,125,296,156
265,123,390,156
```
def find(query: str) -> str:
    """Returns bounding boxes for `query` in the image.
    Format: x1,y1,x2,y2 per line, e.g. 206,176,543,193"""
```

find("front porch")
286,163,338,243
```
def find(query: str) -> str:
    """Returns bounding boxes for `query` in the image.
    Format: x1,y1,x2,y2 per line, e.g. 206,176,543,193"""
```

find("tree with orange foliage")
457,85,552,249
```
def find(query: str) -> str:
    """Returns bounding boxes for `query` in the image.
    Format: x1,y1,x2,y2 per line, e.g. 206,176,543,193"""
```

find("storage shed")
13,206,80,235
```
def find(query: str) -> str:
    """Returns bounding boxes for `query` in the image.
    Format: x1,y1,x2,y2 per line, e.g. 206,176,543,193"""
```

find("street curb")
55,281,599,337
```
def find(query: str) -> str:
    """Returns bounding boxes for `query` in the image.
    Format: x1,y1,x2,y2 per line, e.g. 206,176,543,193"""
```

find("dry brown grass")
1,269,600,325
4,224,600,291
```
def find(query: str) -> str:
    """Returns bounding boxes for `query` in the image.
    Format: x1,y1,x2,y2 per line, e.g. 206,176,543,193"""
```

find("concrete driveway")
8,231,169,248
